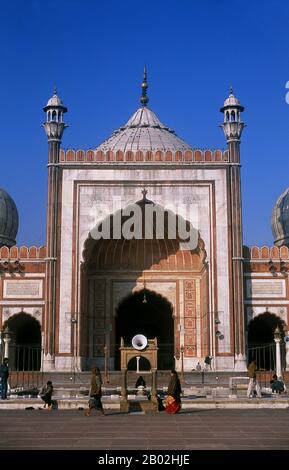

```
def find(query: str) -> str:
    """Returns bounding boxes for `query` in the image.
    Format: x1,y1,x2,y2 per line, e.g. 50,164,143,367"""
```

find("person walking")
40,380,53,409
247,359,261,398
85,367,105,416
164,370,182,414
0,358,9,400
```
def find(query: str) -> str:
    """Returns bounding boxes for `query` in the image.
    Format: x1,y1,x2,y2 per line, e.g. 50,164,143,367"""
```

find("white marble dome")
45,88,66,109
47,94,63,107
271,188,289,247
0,188,19,247
96,106,192,153
223,92,241,108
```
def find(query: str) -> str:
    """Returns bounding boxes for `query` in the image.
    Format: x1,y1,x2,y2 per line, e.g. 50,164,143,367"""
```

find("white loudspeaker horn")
132,334,148,351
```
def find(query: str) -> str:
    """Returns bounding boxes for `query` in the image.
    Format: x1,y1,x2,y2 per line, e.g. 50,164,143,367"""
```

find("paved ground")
0,409,289,450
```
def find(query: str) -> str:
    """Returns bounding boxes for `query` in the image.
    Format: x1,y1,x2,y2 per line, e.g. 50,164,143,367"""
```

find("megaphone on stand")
132,334,148,350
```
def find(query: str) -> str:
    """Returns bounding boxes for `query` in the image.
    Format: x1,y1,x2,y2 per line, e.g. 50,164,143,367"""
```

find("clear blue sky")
1,0,289,247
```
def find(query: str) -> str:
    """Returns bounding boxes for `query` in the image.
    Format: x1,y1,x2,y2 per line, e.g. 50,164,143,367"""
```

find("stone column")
2,330,11,359
120,369,129,413
121,369,127,400
228,141,246,371
151,369,157,398
151,369,158,412
285,330,289,371
274,327,282,379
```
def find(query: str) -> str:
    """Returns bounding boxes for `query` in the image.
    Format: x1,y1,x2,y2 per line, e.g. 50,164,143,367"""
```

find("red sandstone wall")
59,148,229,164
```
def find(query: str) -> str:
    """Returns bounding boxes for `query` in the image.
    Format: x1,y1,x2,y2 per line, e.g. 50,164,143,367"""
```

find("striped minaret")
43,88,67,370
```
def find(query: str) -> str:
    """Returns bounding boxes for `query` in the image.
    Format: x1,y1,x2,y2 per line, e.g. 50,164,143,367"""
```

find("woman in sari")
165,370,182,414
85,367,105,416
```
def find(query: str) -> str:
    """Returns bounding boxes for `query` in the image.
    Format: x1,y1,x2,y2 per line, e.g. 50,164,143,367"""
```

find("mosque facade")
1,72,289,373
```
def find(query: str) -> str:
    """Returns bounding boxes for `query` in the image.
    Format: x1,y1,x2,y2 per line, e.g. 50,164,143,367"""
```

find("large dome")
271,188,289,247
0,188,19,247
96,106,192,153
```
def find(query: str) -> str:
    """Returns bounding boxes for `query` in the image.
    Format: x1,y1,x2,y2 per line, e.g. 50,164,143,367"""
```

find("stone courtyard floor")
0,409,289,450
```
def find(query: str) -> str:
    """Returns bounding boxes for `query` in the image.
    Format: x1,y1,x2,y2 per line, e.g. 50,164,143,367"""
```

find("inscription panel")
246,279,286,298
3,280,43,299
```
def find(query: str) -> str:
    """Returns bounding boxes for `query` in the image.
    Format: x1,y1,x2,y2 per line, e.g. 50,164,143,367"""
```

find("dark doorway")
5,313,41,371
247,312,286,370
115,289,174,370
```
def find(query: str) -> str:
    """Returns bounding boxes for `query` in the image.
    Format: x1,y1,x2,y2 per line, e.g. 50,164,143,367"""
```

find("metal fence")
4,344,43,390
247,342,286,372
8,344,42,372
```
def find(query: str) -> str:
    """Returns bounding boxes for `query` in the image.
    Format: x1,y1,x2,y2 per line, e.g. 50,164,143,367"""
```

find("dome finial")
140,65,149,107
230,85,233,95
54,85,57,96
141,187,148,200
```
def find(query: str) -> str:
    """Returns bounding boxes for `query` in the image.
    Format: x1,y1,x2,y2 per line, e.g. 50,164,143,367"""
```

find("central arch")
247,312,286,370
115,289,174,370
80,196,208,371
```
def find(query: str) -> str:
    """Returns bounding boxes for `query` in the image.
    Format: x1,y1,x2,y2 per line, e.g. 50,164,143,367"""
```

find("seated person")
135,376,146,388
40,380,53,409
270,374,285,394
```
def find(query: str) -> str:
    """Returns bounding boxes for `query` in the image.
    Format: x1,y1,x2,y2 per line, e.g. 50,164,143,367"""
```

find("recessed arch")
3,312,41,371
82,196,206,269
247,312,286,370
127,356,151,372
115,289,174,370
80,197,208,371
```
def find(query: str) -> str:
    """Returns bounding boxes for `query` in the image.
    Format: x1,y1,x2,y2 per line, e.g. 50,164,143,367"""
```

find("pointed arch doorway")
115,289,174,370
80,196,208,371
4,313,41,371
247,312,286,370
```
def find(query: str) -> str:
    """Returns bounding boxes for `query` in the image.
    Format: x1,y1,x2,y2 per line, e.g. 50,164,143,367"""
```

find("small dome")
46,92,64,107
271,188,289,247
46,94,63,107
96,106,192,153
220,88,244,113
223,92,241,107
0,188,19,248
44,88,67,111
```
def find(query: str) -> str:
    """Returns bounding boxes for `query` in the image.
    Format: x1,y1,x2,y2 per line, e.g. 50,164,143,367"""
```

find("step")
1,396,289,410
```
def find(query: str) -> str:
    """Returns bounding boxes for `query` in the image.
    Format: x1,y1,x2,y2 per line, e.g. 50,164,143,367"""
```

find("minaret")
43,88,67,370
220,88,246,371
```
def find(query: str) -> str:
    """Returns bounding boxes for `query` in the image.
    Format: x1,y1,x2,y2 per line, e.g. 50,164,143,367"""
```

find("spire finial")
141,188,148,200
230,85,233,95
140,65,149,107
54,85,57,95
